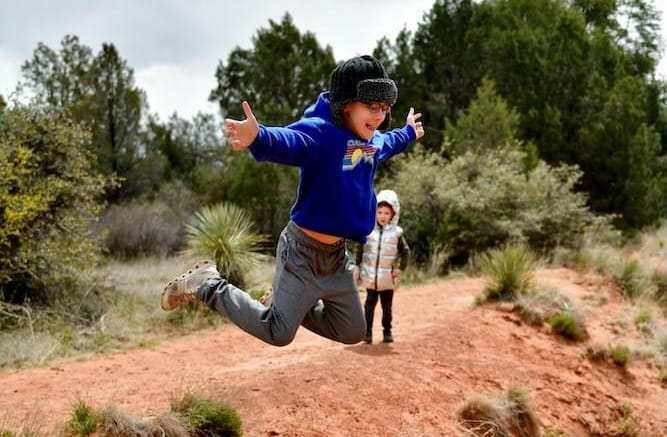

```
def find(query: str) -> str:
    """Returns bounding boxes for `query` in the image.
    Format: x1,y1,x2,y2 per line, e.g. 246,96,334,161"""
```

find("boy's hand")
391,268,402,278
406,108,424,139
223,101,260,150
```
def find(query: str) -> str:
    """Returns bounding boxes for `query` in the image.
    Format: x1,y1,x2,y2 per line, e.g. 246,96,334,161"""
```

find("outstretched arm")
223,101,259,150
406,107,424,139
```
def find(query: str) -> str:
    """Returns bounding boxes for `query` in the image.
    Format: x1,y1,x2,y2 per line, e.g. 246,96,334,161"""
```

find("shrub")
184,202,268,288
457,386,540,437
390,140,613,267
549,313,585,340
480,243,537,301
615,258,655,300
171,392,242,437
98,180,197,258
609,344,631,367
64,400,99,437
0,105,110,304
515,287,576,325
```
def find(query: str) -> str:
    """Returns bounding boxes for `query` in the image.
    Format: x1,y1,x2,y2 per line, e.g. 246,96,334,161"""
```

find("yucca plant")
480,243,537,301
184,203,268,288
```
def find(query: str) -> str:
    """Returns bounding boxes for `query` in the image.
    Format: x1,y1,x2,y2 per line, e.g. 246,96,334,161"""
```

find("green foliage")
389,0,667,231
609,344,631,366
171,392,242,437
65,400,99,437
445,77,521,156
184,203,268,288
480,243,536,301
210,12,335,125
549,313,585,340
0,105,109,304
21,35,146,203
390,78,613,266
616,258,654,300
142,113,226,200
615,402,641,437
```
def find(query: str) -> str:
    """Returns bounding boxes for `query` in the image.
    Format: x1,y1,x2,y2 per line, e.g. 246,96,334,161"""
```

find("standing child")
161,55,424,346
354,189,410,343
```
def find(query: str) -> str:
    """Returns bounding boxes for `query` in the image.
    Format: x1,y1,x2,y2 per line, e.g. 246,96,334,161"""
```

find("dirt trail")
0,269,665,436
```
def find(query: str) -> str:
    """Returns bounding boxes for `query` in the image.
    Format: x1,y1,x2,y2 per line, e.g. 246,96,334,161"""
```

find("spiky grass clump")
64,400,99,437
171,392,242,437
609,344,631,367
480,243,537,302
457,386,540,437
184,202,268,288
97,408,189,437
515,287,578,326
549,313,586,340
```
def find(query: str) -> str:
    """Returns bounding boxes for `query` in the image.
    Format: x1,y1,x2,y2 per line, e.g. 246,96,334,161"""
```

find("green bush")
65,400,99,437
0,105,110,304
609,344,631,367
549,313,585,340
389,80,613,267
171,392,242,437
480,243,537,301
184,202,268,288
391,144,612,266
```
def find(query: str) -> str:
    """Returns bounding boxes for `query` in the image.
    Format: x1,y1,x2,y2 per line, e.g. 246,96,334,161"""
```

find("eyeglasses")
366,103,391,115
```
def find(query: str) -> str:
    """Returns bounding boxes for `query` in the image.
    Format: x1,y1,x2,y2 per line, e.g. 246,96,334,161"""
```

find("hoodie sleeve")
377,125,417,162
248,123,317,166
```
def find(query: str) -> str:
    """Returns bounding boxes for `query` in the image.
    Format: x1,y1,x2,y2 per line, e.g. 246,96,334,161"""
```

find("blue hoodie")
248,92,417,243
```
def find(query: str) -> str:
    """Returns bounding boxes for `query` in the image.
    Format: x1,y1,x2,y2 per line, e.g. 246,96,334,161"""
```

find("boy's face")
376,204,394,226
342,101,391,140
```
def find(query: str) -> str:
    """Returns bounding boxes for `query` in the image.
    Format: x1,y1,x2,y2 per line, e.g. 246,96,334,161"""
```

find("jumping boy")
161,55,424,346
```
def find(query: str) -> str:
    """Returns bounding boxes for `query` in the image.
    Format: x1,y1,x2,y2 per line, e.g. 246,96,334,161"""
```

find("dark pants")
364,289,394,334
197,221,365,346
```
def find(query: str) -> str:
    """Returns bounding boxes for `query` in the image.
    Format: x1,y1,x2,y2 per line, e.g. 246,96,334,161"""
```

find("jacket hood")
303,92,335,122
377,189,400,227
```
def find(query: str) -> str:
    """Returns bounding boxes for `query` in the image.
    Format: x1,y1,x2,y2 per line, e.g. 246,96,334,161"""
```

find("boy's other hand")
223,101,260,150
406,108,424,139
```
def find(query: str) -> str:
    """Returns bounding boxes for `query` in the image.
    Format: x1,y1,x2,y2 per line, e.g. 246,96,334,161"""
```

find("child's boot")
161,260,219,310
383,329,393,343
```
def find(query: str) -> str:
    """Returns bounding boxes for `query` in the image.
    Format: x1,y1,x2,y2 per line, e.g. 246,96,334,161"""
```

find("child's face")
342,101,391,140
376,204,394,226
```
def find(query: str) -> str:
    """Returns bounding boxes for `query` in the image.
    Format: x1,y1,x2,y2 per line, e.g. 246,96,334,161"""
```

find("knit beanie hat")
329,55,398,131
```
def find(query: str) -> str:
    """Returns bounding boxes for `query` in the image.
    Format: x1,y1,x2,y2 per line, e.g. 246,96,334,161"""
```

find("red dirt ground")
0,268,665,436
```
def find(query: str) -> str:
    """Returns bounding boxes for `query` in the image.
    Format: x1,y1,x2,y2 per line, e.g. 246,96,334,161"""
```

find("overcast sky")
1,0,667,120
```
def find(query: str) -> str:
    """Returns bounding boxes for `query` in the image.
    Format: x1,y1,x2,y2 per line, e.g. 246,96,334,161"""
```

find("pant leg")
364,289,379,333
294,227,365,344
379,289,394,332
197,222,364,346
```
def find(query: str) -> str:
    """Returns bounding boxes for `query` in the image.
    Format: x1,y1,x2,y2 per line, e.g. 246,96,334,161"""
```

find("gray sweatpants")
197,221,366,346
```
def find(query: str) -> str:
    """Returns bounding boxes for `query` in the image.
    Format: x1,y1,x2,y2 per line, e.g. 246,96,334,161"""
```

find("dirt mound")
0,269,665,436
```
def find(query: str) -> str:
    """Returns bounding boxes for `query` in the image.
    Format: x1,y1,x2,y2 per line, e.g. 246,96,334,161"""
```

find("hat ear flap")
378,112,391,131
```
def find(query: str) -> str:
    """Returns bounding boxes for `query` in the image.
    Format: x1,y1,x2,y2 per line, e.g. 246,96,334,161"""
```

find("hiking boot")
161,260,219,311
383,330,394,343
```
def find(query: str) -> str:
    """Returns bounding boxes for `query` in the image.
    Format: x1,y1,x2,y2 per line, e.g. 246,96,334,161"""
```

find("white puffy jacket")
359,190,409,291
